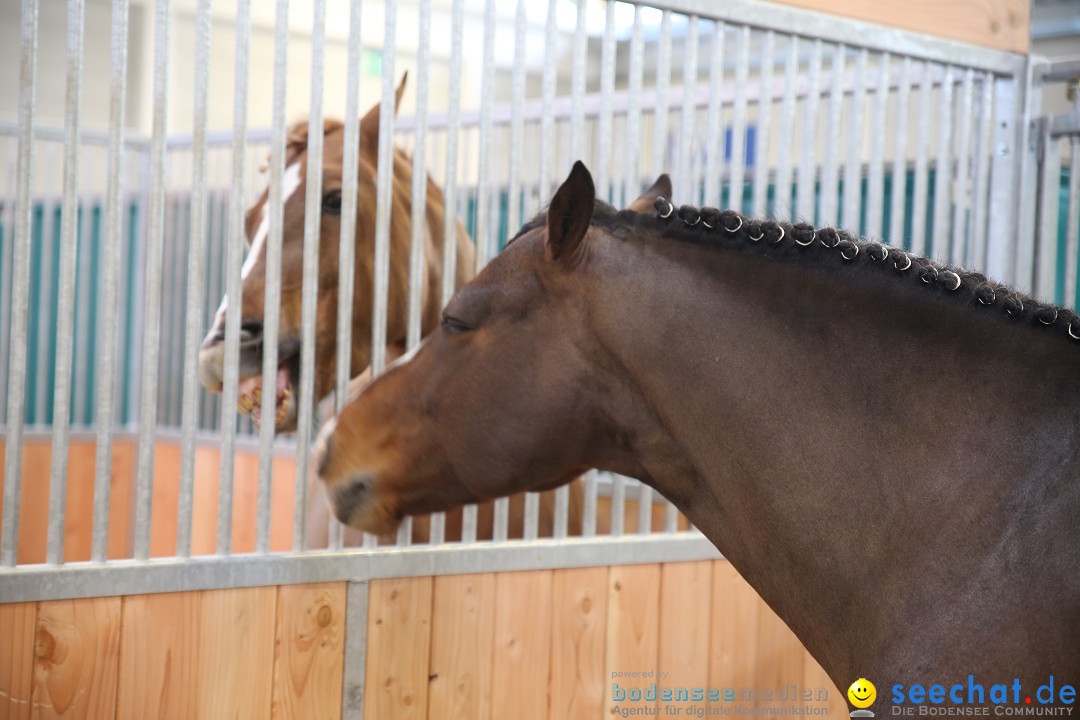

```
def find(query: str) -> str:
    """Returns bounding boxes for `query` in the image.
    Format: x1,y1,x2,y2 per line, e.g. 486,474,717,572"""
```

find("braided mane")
634,197,1080,345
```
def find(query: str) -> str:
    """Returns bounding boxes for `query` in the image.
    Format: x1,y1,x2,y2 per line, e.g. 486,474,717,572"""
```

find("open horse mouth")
235,351,299,430
198,331,303,433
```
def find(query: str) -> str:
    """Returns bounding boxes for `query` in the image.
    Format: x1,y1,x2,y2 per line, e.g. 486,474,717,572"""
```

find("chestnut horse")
314,162,1079,696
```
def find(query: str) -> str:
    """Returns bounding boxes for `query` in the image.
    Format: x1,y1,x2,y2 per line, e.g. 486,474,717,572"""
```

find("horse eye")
322,190,342,215
441,315,472,335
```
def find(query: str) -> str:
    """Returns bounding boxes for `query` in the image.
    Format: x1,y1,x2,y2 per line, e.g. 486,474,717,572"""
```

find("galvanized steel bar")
341,579,369,718
911,61,933,257
970,76,993,273
1035,122,1060,302
440,0,464,309
887,56,911,247
594,0,616,203
728,25,749,211
820,43,845,227
773,35,797,219
796,39,822,222
842,48,866,230
984,76,1019,284
677,16,699,202
2,0,37,567
0,139,15,417
950,68,974,267
569,0,587,164
524,492,539,541
506,0,527,234
623,7,645,204
493,497,509,542
583,469,598,538
865,52,889,238
538,0,558,206
46,0,86,565
653,11,672,178
663,499,678,534
407,0,432,346
370,0,397,378
637,484,652,535
176,0,212,559
610,474,626,536
933,65,955,261
703,21,725,209
1067,137,1080,309
255,0,291,557
217,0,251,556
286,0,327,556
554,485,569,540
751,30,774,216
133,0,172,561
473,0,495,272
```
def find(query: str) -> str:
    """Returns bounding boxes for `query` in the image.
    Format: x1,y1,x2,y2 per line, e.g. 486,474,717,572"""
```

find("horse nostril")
330,474,373,526
239,320,263,343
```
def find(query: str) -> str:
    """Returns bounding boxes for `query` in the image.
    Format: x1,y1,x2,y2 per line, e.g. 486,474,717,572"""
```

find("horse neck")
588,235,1080,683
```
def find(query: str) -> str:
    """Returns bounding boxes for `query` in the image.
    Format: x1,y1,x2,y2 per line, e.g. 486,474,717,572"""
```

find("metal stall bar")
703,21,725,209
932,65,956,261
842,48,866,230
288,0,327,555
538,0,558,207
1067,137,1080,309
820,43,845,227
888,57,911,247
1,0,37,568
255,0,290,553
177,0,212,558
217,0,251,556
773,35,797,220
728,25,749,213
677,16,699,203
46,0,86,565
866,52,889,238
653,10,672,183
751,30,774,217
610,473,626,536
796,39,822,223
133,0,172,561
35,145,57,428
623,7,645,205
970,75,993,274
341,579,370,719
1034,121,1059,303
330,0,363,551
910,61,933,257
594,0,616,205
569,0,588,165
0,138,16,417
950,68,974,267
91,0,129,563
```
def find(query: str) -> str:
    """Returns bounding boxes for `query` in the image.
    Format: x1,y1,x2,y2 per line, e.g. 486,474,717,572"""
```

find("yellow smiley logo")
847,678,877,708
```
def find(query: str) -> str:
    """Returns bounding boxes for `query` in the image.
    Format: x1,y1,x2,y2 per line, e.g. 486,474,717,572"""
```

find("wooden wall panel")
709,559,762,690
754,600,808,708
148,444,181,558
272,582,346,719
14,441,52,565
659,561,713,713
196,588,277,719
0,602,37,720
604,564,660,716
490,570,553,720
427,574,495,720
548,567,607,720
31,597,122,719
803,651,849,717
364,577,433,720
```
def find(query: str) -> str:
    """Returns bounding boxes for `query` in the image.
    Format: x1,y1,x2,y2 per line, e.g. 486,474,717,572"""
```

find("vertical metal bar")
865,52,889,238
985,75,1019,283
751,30,774,216
73,190,92,427
133,0,172,561
703,20,724,208
950,68,974,267
569,0,587,164
2,0,37,568
538,0,558,206
506,0,527,233
773,35,797,219
521,490,539,540
46,0,86,565
797,39,822,222
217,0,251,556
911,61,933,257
0,139,16,416
582,468,598,538
553,485,569,539
341,579,370,718
819,43,845,227
623,7,645,204
255,0,290,555
440,0,464,309
1034,120,1058,302
729,24,751,210
932,65,955,261
610,473,625,536
842,48,866,230
888,56,911,247
1067,137,1080,309
970,75,994,274
594,0,616,204
653,10,672,178
473,0,495,273
637,483,652,535
492,496,509,542
286,0,326,556
176,0,212,559
677,16,699,201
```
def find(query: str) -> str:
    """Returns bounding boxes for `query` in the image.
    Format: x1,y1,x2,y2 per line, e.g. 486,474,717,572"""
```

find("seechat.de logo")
849,679,878,719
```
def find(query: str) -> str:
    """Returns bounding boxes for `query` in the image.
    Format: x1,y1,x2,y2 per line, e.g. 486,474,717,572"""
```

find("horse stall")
0,0,1073,717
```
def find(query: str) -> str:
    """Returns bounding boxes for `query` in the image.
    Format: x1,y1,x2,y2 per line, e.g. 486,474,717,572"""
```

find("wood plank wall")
1,563,848,718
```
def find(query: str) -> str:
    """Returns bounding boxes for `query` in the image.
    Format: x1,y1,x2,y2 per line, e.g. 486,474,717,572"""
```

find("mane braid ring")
1003,294,1024,316
837,240,859,260
762,222,784,244
889,249,912,271
919,265,939,284
939,270,962,291
700,207,721,229
745,220,763,242
1036,306,1058,326
720,210,742,233
1069,320,1080,341
819,227,841,249
868,243,889,262
792,223,815,246
974,283,996,305
677,205,701,227
655,197,675,219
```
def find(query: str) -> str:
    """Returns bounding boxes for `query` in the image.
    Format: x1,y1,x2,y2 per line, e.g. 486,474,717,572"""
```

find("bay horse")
313,162,1079,697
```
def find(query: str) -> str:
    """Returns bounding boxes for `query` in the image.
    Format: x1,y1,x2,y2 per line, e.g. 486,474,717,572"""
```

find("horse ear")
546,161,595,263
625,174,672,212
359,72,408,153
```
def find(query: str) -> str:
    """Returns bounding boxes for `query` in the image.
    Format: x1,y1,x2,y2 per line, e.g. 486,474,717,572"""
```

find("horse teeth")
253,388,262,402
